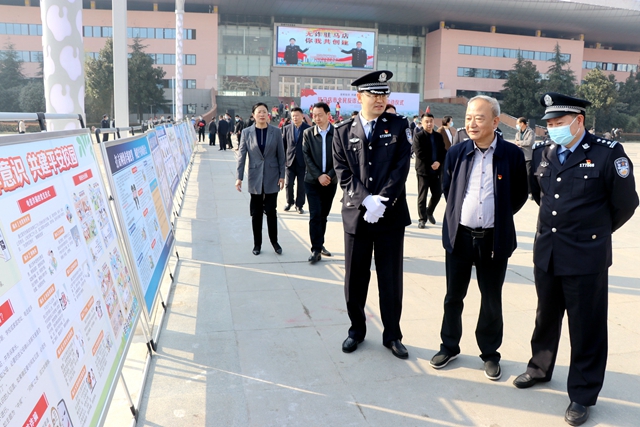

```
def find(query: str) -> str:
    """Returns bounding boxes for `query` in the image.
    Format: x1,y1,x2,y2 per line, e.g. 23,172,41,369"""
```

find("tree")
544,43,577,96
128,38,166,124
618,70,640,117
20,81,46,112
501,53,543,119
0,42,27,112
576,68,617,130
85,38,114,123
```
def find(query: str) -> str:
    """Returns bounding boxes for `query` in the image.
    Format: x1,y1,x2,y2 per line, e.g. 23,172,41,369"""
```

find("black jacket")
283,122,311,168
442,135,528,259
341,48,368,68
302,124,337,185
531,133,638,275
217,119,228,135
413,129,446,175
332,112,412,234
208,121,217,134
284,45,308,65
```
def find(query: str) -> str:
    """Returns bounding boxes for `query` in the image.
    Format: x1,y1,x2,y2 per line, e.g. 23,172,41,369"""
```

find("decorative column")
40,0,85,130
175,0,184,121
112,0,129,128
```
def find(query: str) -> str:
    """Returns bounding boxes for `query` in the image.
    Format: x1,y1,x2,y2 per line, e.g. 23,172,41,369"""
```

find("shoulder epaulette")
533,140,551,150
457,127,465,132
593,137,618,148
335,118,353,129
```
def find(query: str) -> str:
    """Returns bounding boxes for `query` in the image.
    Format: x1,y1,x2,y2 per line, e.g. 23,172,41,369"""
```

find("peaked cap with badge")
351,70,393,95
540,92,592,120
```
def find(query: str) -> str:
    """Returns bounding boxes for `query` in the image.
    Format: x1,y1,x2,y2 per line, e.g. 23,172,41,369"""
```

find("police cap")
351,70,393,95
540,92,591,120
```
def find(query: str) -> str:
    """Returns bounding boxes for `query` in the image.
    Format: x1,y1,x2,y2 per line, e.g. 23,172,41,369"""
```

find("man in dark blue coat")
282,107,310,213
513,92,638,427
431,95,528,381
217,115,229,151
333,70,412,360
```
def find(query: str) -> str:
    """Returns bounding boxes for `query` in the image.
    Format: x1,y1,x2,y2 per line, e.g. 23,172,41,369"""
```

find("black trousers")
198,128,205,141
226,133,233,149
209,132,216,145
344,226,405,345
526,263,608,406
249,192,278,247
417,173,442,222
440,225,508,362
285,162,306,208
525,160,532,194
304,181,337,252
217,133,227,150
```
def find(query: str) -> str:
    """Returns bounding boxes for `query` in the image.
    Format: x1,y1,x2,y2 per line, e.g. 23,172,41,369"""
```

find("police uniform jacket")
531,133,638,276
284,45,307,64
332,111,412,234
442,135,528,259
283,122,311,168
341,48,368,68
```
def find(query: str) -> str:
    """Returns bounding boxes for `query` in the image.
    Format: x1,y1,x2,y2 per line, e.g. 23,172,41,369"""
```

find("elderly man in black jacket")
413,113,446,228
431,95,528,381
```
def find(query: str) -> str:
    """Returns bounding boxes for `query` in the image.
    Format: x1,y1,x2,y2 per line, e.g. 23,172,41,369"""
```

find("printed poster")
153,125,180,195
0,129,140,427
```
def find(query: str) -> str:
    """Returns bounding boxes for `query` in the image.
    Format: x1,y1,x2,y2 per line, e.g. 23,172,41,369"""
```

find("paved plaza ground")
106,139,640,427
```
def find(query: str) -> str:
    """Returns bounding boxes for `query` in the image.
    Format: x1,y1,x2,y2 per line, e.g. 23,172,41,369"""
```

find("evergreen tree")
576,68,617,130
618,70,640,117
128,38,166,124
20,81,46,112
85,38,114,123
0,42,27,112
501,53,543,120
544,43,577,96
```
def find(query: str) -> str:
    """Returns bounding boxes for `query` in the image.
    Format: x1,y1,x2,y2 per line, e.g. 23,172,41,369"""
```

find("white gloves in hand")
363,211,381,223
362,194,389,218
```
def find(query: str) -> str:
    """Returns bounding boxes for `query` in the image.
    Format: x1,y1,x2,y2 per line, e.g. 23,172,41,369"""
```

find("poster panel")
166,124,188,172
153,125,180,195
176,123,193,163
103,134,175,313
146,130,174,219
0,129,140,427
300,89,420,119
275,25,375,69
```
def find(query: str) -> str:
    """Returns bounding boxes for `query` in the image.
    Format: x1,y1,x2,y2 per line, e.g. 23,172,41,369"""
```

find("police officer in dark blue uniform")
332,70,412,359
284,38,308,65
513,92,639,426
341,41,368,68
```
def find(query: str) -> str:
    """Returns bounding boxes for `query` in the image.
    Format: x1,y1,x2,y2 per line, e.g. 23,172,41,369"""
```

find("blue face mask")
450,121,454,127
548,116,578,146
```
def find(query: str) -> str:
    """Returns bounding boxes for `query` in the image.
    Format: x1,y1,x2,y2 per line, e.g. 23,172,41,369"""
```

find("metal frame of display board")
0,128,143,427
0,111,86,130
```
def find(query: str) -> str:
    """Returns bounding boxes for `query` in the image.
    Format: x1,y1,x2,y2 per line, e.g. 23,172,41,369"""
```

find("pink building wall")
0,5,219,91
424,28,585,99
582,48,640,82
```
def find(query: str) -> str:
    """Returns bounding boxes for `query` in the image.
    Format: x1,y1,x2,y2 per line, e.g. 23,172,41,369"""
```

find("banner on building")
0,129,140,427
275,24,376,69
300,89,420,119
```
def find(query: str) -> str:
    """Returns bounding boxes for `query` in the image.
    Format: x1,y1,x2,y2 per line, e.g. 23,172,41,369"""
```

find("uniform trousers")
304,181,337,252
440,225,508,362
344,225,405,345
285,162,306,208
416,173,442,221
217,132,227,150
526,262,608,406
249,192,278,247
209,132,216,145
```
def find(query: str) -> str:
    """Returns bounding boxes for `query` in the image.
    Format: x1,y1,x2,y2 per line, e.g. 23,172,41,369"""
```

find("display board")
153,125,181,195
300,89,420,119
102,134,175,314
165,124,188,173
275,24,376,69
0,129,140,427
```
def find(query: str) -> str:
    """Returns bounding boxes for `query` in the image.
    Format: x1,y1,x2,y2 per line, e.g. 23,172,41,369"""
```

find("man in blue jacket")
430,95,528,380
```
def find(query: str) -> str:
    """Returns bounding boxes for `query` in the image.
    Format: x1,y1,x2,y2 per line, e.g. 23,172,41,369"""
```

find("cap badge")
544,94,553,106
379,72,387,82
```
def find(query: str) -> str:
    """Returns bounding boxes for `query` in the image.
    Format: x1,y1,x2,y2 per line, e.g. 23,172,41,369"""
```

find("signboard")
300,89,420,119
153,125,180,195
0,129,140,427
102,134,175,313
275,24,376,69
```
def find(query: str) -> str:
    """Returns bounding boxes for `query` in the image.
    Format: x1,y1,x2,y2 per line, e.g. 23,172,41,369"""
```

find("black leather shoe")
321,246,331,257
284,204,292,211
252,246,261,255
272,243,282,255
484,360,501,380
513,373,542,389
384,339,409,359
427,213,436,225
296,206,304,214
308,251,321,263
417,220,426,229
342,337,363,353
565,402,589,426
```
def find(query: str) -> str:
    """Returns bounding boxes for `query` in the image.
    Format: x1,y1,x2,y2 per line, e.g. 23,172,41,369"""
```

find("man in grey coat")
515,117,536,197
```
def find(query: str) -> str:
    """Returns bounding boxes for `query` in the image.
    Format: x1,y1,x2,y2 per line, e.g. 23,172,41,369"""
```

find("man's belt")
461,225,494,239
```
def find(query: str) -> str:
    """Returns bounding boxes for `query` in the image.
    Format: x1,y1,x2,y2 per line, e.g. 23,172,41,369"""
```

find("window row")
583,61,638,73
457,67,509,79
147,53,196,65
1,50,43,62
0,23,42,36
458,45,571,62
161,79,197,88
82,26,196,40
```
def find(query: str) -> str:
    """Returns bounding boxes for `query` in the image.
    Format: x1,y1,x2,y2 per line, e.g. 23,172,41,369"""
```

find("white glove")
362,194,389,217
363,211,381,223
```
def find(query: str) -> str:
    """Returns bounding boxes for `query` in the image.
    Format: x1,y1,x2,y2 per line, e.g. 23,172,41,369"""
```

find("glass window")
0,23,5,35
103,27,112,37
156,28,163,39
458,45,464,54
20,24,28,35
185,79,196,89
127,28,132,38
185,54,196,65
464,45,471,55
471,46,478,55
84,26,92,37
29,24,37,35
490,48,497,56
38,24,43,36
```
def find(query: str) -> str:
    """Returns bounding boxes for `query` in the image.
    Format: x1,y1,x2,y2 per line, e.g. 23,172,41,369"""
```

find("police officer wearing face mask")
513,92,638,427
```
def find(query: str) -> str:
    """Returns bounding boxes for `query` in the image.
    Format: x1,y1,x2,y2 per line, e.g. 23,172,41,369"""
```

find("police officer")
341,41,368,68
513,92,638,426
332,70,412,359
284,38,308,65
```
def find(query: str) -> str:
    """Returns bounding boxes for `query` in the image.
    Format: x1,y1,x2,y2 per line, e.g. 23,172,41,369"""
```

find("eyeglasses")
361,93,389,100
